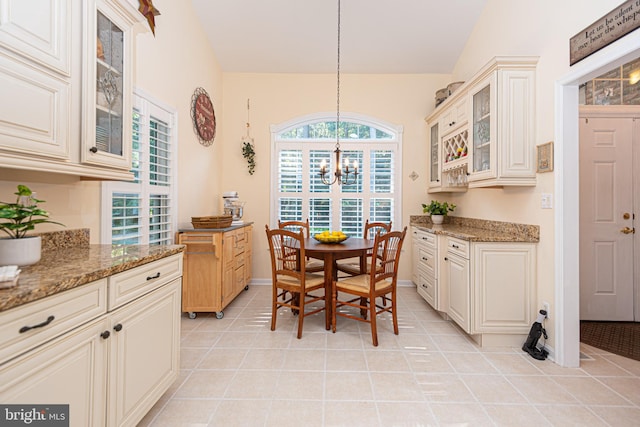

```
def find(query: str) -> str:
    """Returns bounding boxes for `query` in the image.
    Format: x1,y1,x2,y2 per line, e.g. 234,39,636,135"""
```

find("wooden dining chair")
336,220,392,277
266,226,328,338
277,219,325,273
332,227,407,346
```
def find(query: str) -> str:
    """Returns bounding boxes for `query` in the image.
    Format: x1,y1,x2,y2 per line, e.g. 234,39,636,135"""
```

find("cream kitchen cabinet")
0,253,182,427
444,237,471,332
425,56,537,192
413,227,441,310
81,0,144,171
467,57,537,187
178,224,253,319
412,227,537,346
0,0,146,180
0,0,72,161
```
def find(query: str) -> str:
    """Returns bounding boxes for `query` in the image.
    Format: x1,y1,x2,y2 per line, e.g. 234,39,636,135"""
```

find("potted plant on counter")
422,200,456,225
0,185,64,266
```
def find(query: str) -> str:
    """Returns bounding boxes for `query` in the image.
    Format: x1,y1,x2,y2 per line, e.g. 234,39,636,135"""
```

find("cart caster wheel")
215,311,224,319
244,285,249,291
188,312,196,319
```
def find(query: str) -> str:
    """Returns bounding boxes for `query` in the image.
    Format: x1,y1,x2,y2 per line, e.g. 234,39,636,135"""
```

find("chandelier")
319,0,358,186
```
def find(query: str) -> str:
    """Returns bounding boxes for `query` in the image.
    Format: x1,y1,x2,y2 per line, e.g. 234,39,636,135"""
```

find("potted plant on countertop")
0,185,64,266
422,200,456,225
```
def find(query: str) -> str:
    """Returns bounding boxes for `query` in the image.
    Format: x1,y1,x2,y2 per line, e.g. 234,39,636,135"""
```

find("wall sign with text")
570,0,640,66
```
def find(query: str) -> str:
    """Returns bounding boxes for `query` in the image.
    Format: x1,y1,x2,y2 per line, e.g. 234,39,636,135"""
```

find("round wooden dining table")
303,237,374,326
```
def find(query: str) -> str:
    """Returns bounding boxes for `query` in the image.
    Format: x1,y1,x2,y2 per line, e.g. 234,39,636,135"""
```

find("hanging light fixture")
319,0,358,186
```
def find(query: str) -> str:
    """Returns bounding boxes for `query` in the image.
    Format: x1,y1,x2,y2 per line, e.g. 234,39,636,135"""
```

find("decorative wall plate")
191,87,216,146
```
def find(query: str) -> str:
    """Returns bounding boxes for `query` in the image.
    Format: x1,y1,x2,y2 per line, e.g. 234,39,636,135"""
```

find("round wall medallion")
191,87,216,146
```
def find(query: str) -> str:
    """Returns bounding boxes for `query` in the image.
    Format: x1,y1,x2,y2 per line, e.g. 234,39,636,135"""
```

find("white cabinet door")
0,0,71,75
0,0,72,160
108,278,181,427
446,252,470,332
473,243,536,333
0,317,109,427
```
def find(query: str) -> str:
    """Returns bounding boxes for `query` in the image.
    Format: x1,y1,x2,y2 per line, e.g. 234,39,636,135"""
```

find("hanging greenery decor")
242,99,256,175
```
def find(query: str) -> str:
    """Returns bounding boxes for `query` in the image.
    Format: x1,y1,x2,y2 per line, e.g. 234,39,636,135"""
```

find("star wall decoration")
139,0,161,36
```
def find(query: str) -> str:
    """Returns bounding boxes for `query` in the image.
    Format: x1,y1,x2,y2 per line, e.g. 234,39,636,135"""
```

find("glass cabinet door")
95,11,124,156
472,84,491,173
429,123,439,186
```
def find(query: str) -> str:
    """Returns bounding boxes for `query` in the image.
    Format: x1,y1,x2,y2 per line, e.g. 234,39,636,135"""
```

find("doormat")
580,321,640,362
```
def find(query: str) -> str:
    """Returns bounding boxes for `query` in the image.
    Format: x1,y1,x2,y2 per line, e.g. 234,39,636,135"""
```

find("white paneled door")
579,111,637,321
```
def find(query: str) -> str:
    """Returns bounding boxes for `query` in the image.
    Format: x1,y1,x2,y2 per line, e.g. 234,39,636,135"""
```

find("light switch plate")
541,193,553,209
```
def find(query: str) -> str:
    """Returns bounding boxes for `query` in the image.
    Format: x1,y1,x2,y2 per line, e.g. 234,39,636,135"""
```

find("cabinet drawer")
0,279,107,365
108,254,183,310
447,237,469,259
412,227,436,249
235,253,245,269
416,272,436,309
417,246,436,275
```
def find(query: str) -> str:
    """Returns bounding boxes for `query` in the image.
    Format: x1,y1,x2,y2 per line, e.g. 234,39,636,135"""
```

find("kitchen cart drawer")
0,279,107,365
447,237,469,259
108,253,183,310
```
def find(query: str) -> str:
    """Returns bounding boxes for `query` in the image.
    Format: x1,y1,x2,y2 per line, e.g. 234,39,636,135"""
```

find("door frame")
555,29,640,367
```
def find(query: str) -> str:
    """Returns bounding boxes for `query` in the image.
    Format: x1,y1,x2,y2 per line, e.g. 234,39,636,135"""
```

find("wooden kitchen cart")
177,223,253,319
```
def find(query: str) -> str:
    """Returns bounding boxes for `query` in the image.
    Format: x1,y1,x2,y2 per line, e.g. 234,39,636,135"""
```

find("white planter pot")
0,236,42,266
431,214,444,225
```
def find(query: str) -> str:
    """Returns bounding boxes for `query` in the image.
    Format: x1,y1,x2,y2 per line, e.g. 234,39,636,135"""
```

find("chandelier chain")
336,0,340,150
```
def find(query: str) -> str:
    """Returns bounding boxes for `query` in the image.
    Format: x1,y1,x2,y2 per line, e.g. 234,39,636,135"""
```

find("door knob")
623,213,630,220
620,227,635,234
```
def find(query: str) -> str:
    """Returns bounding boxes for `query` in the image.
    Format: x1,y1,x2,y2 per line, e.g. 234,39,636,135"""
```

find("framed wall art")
536,141,554,173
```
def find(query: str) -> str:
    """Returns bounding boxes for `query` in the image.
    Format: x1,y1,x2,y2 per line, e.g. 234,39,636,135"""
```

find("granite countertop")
178,221,254,233
0,231,184,312
410,215,540,243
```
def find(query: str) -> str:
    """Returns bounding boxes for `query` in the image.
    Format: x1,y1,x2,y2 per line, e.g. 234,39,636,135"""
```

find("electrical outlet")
542,302,550,319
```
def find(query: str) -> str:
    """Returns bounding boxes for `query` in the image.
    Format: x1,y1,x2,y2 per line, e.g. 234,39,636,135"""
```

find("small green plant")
0,185,64,239
422,200,456,216
242,141,256,175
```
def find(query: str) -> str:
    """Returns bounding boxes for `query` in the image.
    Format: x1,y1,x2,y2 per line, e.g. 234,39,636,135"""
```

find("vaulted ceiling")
191,0,487,74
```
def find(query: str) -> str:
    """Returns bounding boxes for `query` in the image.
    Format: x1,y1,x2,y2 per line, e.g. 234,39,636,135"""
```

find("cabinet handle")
421,237,429,241
146,272,161,280
100,331,111,339
436,179,440,182
89,146,98,153
19,315,55,333
422,256,428,261
113,323,123,332
444,257,448,261
452,244,459,249
449,121,455,126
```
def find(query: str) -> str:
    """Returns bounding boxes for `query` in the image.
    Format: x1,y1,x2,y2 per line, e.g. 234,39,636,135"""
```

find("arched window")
270,112,403,236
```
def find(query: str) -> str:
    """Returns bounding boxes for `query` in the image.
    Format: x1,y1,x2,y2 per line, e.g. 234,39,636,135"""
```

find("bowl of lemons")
313,230,349,244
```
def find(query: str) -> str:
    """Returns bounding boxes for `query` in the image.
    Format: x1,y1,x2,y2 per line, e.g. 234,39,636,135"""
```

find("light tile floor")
138,285,640,426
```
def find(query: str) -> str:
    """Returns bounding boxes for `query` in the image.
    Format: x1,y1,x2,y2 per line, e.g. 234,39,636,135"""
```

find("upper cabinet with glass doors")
82,0,145,171
425,57,538,192
467,57,538,187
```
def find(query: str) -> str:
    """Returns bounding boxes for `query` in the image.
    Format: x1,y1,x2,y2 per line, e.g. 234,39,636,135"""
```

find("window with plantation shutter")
102,89,177,245
271,113,402,236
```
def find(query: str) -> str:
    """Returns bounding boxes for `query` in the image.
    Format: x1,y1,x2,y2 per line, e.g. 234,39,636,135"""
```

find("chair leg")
271,287,278,332
296,292,305,339
391,292,399,335
370,299,378,347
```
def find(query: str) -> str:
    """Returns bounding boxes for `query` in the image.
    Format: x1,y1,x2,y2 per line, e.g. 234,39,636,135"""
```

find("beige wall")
0,0,222,241
221,73,450,280
447,0,624,347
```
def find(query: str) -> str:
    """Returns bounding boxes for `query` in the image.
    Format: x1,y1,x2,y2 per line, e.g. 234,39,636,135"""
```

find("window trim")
101,87,178,245
270,111,403,229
